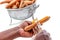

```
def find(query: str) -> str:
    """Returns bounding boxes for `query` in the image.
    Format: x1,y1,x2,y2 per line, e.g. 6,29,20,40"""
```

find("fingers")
25,21,32,25
19,21,41,35
42,30,50,36
34,30,51,40
19,21,29,29
19,29,33,37
32,23,42,35
32,26,39,35
33,28,37,34
19,21,42,37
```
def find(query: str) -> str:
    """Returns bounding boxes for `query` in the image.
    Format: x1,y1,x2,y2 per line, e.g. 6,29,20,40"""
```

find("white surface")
0,0,60,40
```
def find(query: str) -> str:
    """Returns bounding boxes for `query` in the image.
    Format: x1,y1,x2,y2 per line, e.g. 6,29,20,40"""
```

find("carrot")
6,0,20,8
24,16,50,31
12,5,17,9
19,0,24,8
16,2,20,8
38,16,50,24
20,3,26,8
24,0,30,1
20,2,28,8
21,1,34,8
22,0,36,8
24,1,33,5
31,0,36,3
0,0,11,4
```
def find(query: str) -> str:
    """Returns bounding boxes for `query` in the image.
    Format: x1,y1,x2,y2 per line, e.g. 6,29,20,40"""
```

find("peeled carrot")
38,16,50,24
21,0,34,8
16,2,20,8
12,5,17,9
6,0,20,8
24,1,33,5
0,0,36,8
19,0,24,8
0,0,11,4
19,0,36,8
24,16,50,31
31,0,36,3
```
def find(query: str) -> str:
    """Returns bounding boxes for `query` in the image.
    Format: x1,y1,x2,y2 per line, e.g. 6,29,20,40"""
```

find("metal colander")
7,3,39,25
7,3,39,20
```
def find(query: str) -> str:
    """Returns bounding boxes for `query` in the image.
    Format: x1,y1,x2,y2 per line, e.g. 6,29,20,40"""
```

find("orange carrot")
31,0,36,3
6,0,20,8
0,0,11,4
16,2,20,8
24,16,50,31
19,0,24,8
24,1,33,5
12,5,17,9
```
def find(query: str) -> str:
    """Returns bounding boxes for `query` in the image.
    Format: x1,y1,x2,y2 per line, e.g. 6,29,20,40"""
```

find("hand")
18,21,39,37
34,30,51,40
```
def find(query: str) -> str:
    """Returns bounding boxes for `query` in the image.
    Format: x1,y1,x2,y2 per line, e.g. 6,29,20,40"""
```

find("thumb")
19,29,33,37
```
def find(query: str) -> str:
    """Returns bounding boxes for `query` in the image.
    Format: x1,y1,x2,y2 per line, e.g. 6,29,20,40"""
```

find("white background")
0,0,60,40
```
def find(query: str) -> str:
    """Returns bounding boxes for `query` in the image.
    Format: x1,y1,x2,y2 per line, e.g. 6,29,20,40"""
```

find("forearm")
0,26,20,40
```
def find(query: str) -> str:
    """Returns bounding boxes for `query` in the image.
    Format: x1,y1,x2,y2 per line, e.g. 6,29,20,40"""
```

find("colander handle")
32,5,39,20
34,5,39,10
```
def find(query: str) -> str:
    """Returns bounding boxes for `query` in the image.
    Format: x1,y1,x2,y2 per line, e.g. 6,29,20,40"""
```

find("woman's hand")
0,21,39,40
34,30,51,40
18,21,39,37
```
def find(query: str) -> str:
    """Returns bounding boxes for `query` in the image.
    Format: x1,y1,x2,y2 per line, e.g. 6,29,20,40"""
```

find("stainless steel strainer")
7,3,39,25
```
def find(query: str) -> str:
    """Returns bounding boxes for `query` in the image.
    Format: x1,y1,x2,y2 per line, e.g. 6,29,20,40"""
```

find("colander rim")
6,3,36,11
